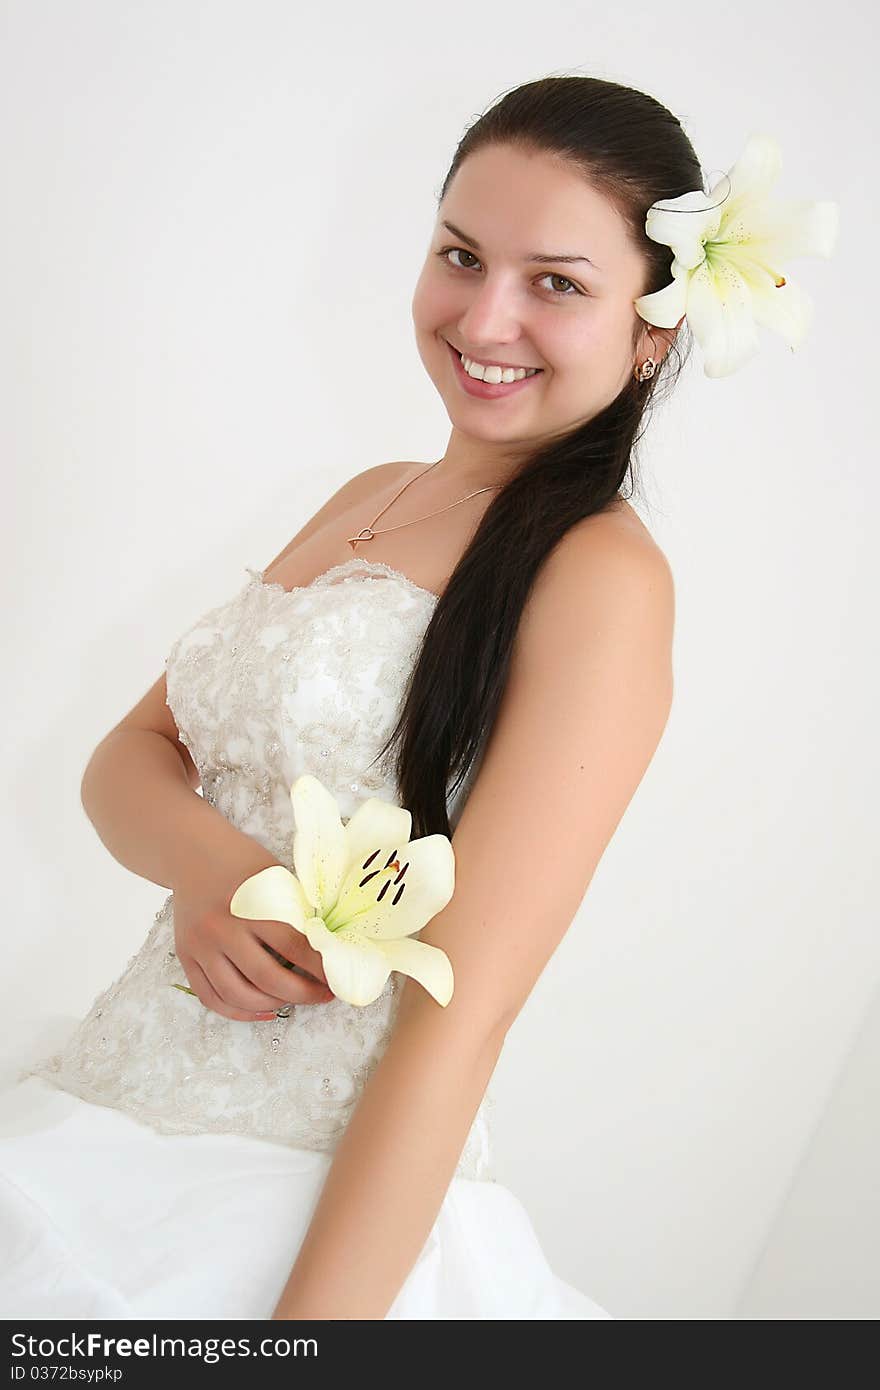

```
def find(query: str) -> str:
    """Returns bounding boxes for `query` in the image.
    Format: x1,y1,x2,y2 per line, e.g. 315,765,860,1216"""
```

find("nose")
456,274,526,352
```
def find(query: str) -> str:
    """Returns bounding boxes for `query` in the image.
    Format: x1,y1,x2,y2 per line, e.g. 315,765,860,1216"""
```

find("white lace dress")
0,558,612,1320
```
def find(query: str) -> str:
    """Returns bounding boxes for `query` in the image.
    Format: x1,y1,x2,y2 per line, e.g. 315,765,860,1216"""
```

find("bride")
0,73,693,1320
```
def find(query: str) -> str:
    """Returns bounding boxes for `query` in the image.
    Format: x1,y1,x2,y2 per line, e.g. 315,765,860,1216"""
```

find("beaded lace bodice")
23,558,495,1182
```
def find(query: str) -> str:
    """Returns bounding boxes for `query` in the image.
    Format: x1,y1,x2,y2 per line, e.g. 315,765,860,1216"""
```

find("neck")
428,435,529,492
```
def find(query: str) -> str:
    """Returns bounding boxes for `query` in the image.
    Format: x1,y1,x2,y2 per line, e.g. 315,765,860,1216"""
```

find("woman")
0,74,835,1319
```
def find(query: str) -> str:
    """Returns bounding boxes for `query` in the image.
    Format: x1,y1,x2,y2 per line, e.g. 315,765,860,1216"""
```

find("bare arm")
271,521,675,1319
80,729,280,894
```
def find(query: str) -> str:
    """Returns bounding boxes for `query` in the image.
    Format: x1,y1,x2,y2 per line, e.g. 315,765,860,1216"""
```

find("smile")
444,339,544,400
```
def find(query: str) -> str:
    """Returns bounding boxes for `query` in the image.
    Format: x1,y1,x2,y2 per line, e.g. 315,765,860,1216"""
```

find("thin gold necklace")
346,459,501,550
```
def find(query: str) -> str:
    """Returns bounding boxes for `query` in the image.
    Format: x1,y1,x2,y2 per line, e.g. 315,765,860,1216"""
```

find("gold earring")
633,356,658,383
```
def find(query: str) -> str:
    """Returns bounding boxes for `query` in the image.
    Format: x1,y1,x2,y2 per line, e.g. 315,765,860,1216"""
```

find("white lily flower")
634,132,839,378
228,774,456,1008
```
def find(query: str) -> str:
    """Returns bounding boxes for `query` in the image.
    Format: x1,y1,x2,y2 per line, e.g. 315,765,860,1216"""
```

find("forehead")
438,143,638,274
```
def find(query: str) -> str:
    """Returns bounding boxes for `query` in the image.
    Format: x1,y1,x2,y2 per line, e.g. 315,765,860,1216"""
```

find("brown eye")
439,247,479,270
435,247,586,298
531,272,585,298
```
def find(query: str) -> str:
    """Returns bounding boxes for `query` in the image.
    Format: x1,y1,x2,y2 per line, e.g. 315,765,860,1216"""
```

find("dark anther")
393,860,410,884
376,880,391,902
392,883,406,906
362,848,381,869
358,869,381,888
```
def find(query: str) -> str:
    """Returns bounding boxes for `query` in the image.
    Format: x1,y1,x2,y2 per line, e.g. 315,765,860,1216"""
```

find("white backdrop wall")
2,0,874,1319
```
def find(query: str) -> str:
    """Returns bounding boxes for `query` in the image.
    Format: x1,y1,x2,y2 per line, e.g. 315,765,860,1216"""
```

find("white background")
1,0,875,1319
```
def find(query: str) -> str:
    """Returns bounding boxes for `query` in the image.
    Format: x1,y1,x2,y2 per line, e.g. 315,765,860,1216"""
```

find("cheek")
555,310,630,368
411,268,447,327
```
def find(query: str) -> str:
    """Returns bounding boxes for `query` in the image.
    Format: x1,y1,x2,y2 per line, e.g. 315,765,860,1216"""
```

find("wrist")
169,820,282,902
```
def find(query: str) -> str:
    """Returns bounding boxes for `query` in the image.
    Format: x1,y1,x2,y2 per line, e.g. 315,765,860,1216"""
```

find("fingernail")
255,1011,276,1020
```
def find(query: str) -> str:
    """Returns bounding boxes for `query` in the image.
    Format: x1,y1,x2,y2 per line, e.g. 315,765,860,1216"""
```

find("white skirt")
0,1018,613,1321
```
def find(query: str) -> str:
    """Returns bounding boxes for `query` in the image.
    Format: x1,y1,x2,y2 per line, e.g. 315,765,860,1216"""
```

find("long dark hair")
375,74,704,837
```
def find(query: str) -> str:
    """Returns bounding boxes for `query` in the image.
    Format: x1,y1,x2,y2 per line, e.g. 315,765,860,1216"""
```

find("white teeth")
459,351,539,384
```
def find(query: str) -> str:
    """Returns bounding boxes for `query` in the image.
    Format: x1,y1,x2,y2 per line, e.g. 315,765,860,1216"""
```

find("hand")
171,850,334,1021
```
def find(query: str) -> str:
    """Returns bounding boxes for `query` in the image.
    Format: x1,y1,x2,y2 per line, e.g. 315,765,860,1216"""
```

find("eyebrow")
440,219,604,272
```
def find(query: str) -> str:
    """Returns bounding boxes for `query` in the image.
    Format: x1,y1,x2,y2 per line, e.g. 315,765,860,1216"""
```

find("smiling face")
411,143,671,478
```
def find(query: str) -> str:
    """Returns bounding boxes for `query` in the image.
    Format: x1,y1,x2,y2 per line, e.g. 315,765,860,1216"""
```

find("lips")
443,337,545,401
445,339,542,373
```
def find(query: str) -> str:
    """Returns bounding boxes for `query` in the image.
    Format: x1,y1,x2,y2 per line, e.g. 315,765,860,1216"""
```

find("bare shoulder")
522,501,675,658
325,458,420,515
568,498,673,586
339,459,409,500
358,459,413,485
311,459,411,510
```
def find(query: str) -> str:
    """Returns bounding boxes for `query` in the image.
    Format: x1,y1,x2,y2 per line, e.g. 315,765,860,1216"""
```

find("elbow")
80,735,115,817
80,748,99,816
491,995,522,1044
449,988,515,1058
440,965,516,1049
397,976,512,1060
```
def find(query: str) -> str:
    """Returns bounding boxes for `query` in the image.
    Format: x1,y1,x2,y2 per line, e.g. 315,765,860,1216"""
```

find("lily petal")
721,133,783,223
229,864,313,930
291,775,349,916
748,272,815,350
326,833,455,941
343,795,413,867
313,923,394,1007
635,259,690,328
685,258,760,378
298,911,338,954
374,934,455,1007
744,197,840,264
644,188,721,269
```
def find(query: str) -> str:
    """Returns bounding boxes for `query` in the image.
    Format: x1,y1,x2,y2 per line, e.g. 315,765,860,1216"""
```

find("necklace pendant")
347,527,375,550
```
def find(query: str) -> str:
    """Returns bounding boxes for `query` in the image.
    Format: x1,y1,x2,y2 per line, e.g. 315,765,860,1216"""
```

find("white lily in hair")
228,774,456,1008
634,132,839,378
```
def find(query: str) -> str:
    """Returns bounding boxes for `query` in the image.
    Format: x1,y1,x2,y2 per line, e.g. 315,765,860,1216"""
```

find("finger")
207,951,328,1014
178,954,282,1023
243,918,329,987
228,931,334,1003
211,953,296,1011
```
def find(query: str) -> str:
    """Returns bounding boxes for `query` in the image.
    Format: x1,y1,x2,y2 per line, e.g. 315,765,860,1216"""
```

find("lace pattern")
23,560,495,1182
